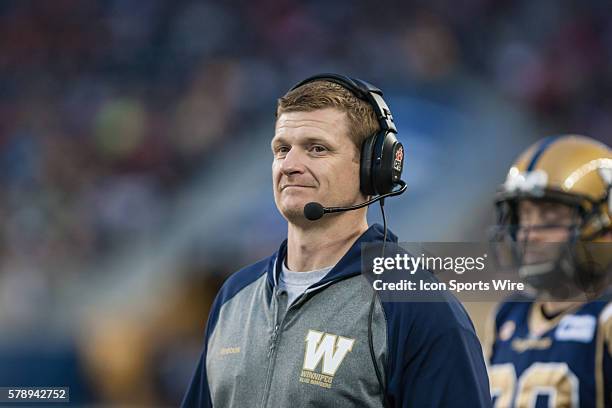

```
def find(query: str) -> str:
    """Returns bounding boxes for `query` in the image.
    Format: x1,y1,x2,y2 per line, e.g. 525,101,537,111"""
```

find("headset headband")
289,73,397,133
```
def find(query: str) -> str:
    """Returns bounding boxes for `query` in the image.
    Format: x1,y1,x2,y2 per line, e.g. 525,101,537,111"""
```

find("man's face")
517,200,577,242
517,199,578,264
271,108,364,223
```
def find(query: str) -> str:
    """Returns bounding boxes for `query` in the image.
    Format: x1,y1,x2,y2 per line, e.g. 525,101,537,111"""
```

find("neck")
541,301,582,316
286,210,369,271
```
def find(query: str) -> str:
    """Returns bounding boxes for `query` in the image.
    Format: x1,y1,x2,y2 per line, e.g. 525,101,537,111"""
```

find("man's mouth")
281,185,314,191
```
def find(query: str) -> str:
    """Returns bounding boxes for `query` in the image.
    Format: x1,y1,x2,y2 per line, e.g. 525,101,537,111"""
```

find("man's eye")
310,145,327,153
275,146,290,155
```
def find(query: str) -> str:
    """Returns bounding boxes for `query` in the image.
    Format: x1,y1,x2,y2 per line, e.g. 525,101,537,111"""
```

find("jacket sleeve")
383,300,492,407
181,291,224,408
181,347,212,408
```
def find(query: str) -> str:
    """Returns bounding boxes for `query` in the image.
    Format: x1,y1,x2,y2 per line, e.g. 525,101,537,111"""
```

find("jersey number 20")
489,362,579,407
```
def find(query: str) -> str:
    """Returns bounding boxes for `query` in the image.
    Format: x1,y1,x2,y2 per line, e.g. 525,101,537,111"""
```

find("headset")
289,73,405,407
289,73,406,220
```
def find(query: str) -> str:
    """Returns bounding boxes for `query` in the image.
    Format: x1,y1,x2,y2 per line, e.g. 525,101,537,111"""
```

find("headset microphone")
303,202,325,221
303,180,407,221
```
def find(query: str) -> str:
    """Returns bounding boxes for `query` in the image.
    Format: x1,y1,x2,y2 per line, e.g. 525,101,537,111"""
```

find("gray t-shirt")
279,261,333,306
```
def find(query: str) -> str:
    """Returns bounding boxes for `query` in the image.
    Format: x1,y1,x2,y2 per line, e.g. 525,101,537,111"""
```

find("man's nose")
518,222,545,242
280,148,306,175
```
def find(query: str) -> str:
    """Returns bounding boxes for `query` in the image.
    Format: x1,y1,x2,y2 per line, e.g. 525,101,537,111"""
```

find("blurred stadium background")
0,0,610,405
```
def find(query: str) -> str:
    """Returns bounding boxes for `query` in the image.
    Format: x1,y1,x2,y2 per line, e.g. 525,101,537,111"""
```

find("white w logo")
303,330,355,376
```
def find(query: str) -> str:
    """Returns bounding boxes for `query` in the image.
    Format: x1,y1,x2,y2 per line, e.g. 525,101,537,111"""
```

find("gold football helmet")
494,134,612,298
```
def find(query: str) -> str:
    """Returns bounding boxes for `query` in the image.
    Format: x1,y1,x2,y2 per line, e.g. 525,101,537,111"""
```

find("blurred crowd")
0,0,610,405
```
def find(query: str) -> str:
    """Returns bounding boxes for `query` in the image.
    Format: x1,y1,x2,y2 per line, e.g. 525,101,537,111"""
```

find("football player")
486,135,612,407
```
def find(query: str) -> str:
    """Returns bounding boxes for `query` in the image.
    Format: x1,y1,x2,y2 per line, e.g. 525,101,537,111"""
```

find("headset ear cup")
372,132,402,195
371,131,391,195
360,135,377,195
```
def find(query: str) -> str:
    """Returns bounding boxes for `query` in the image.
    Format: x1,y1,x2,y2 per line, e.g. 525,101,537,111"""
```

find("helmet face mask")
494,199,586,299
491,135,612,300
494,201,610,300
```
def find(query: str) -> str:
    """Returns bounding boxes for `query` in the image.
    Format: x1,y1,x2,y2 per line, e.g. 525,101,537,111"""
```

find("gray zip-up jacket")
182,224,491,407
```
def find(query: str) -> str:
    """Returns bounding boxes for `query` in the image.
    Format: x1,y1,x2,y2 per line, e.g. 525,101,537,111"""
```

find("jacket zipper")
259,291,283,408
258,280,337,407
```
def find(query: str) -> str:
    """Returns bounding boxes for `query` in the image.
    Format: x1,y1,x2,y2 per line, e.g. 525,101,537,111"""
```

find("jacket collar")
266,223,398,289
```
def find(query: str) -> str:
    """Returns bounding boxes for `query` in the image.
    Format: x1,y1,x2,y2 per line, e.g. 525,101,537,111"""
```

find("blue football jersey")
487,297,611,408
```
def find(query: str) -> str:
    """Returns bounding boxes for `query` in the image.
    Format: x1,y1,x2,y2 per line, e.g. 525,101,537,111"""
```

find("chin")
277,196,317,221
280,195,311,209
278,207,308,224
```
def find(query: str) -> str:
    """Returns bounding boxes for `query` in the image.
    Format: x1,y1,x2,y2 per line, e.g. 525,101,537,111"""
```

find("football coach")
182,74,491,407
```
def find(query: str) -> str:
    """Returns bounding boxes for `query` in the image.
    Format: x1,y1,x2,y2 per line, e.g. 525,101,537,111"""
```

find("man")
182,74,490,407
486,135,612,407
